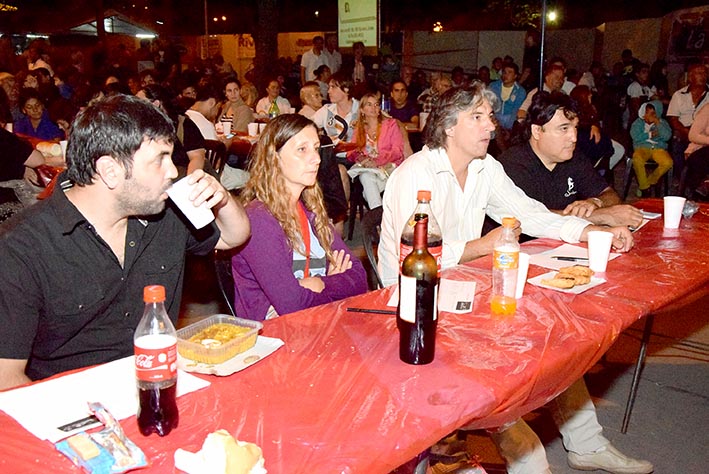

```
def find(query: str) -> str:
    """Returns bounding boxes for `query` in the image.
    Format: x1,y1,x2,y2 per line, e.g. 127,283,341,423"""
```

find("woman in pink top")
347,92,407,208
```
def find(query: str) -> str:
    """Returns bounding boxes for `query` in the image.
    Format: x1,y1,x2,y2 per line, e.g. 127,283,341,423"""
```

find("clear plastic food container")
177,315,263,364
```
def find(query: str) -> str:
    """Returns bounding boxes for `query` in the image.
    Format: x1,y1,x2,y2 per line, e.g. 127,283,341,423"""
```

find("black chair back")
360,206,384,289
204,139,228,177
213,249,236,316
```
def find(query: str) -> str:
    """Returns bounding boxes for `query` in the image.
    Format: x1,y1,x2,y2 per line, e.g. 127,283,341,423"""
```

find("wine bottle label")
398,275,438,323
135,335,177,382
493,250,519,270
399,243,442,272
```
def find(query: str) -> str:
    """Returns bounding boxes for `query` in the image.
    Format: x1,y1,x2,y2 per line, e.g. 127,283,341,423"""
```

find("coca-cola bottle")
400,190,442,271
134,285,179,436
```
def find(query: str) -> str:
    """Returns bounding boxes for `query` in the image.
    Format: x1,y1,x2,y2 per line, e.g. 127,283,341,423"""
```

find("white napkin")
529,243,620,271
0,356,210,442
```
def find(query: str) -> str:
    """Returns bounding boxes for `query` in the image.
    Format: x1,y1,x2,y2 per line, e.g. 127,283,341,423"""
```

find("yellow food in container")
177,315,263,364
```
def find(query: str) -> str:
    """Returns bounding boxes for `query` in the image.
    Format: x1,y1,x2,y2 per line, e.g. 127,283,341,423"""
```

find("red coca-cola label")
399,243,442,272
134,335,177,382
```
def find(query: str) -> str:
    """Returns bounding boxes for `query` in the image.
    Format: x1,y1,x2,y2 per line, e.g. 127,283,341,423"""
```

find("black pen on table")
551,256,588,262
347,307,397,315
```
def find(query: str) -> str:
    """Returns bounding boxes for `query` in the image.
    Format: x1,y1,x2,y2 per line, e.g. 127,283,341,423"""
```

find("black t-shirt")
0,180,220,380
498,142,608,210
172,115,206,167
0,129,33,182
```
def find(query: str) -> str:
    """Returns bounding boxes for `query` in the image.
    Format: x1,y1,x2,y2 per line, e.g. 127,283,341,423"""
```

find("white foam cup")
247,122,259,136
587,231,614,273
663,196,686,229
515,252,530,299
166,177,215,229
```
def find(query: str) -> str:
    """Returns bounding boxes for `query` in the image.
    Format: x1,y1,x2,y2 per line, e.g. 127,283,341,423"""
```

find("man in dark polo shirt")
498,91,643,229
388,80,419,127
0,94,250,390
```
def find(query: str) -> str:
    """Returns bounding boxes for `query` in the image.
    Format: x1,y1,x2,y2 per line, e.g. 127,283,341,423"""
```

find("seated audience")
570,85,625,172
377,83,651,474
666,61,709,174
231,114,367,321
314,64,331,99
388,80,419,127
488,62,527,132
185,84,221,140
682,101,709,200
14,88,65,140
0,94,249,390
217,77,254,134
626,63,658,128
239,81,259,110
137,84,206,176
311,72,361,201
347,92,406,209
298,81,323,120
629,101,673,196
255,79,291,116
0,127,47,182
499,91,642,229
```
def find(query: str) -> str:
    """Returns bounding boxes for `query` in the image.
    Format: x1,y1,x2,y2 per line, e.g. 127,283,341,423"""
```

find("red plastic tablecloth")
1,199,708,473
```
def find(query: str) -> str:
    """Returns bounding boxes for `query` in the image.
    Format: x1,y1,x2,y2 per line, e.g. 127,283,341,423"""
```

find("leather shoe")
567,444,653,473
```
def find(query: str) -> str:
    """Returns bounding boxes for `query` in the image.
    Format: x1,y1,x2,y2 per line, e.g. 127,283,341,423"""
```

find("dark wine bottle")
397,216,439,365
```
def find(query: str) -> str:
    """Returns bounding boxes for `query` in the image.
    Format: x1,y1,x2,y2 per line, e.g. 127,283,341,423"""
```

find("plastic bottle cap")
417,190,431,201
143,285,166,303
501,217,516,227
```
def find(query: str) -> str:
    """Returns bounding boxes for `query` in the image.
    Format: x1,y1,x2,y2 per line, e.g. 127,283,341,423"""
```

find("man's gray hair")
423,83,498,149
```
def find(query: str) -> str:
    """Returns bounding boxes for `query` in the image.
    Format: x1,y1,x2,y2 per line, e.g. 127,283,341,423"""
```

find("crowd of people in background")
1,34,708,207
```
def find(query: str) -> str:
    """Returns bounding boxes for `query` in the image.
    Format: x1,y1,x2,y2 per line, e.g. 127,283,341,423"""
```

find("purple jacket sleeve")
232,202,368,320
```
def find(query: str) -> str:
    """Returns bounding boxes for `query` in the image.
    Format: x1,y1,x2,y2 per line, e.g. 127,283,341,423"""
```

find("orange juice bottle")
491,217,519,317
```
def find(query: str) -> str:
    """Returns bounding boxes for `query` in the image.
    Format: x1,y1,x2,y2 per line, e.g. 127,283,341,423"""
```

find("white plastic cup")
222,120,232,136
247,122,259,136
60,140,68,159
419,112,429,131
587,231,614,273
663,196,686,229
166,177,215,229
515,252,530,299
258,123,266,134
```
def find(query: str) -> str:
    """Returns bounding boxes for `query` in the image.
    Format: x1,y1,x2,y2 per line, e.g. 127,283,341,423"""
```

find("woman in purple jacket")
232,114,367,320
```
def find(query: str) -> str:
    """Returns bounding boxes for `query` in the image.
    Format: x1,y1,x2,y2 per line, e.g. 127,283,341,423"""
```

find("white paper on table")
529,243,620,271
386,278,477,314
630,219,650,232
178,336,284,376
641,210,661,219
0,356,210,443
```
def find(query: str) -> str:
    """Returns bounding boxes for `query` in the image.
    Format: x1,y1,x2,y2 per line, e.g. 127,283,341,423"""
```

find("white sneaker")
567,444,653,473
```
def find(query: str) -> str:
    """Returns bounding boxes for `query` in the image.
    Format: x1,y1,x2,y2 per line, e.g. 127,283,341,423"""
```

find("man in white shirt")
300,36,328,85
378,84,651,474
255,80,291,116
323,34,342,74
667,61,709,171
185,85,220,140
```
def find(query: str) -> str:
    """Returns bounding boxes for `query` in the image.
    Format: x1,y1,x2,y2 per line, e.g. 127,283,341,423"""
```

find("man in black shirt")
0,94,250,389
499,92,643,229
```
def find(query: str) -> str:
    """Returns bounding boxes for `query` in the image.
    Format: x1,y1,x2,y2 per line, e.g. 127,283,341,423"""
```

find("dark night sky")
1,0,708,35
